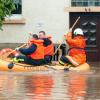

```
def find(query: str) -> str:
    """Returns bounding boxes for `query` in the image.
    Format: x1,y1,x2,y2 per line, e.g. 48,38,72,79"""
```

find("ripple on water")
0,68,100,100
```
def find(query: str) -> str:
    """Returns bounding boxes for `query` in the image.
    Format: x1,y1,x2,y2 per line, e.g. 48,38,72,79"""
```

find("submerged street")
0,62,100,100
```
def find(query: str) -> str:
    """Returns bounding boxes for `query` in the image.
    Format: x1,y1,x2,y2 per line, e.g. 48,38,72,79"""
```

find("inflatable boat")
0,48,90,72
0,59,49,72
0,59,90,72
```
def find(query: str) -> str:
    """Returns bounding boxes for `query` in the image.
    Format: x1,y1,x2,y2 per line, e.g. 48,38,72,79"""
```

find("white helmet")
74,28,84,35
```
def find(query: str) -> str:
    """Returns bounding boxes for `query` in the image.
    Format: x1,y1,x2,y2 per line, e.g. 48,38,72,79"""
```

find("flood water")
0,64,100,100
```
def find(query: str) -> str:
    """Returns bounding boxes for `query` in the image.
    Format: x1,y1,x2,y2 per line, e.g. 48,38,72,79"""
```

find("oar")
7,43,27,57
44,65,70,71
54,16,80,55
8,32,33,57
7,44,27,69
7,32,33,69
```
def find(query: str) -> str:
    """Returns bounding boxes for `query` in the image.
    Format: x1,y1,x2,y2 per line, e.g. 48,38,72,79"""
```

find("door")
70,12,100,61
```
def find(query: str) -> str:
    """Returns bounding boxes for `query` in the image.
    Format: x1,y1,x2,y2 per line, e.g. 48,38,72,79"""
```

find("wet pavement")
0,62,100,100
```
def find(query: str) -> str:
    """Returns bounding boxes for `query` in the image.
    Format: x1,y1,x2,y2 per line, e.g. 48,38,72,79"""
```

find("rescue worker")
13,34,44,66
59,28,86,67
39,31,54,64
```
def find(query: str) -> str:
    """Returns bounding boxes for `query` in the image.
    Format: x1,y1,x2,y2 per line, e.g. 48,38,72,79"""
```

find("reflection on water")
67,73,87,100
0,69,100,100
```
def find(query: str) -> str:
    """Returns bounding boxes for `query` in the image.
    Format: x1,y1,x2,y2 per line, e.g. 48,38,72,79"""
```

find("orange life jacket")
44,36,54,56
28,39,44,60
65,33,86,66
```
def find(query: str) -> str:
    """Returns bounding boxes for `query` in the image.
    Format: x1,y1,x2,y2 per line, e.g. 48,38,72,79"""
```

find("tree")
0,0,15,30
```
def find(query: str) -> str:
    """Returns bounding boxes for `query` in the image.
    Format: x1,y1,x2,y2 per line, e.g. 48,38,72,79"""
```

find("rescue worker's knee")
12,57,24,63
60,56,71,63
59,56,72,66
44,56,52,64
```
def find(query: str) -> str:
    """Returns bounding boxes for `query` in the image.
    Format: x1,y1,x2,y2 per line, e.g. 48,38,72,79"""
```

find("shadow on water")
0,64,100,100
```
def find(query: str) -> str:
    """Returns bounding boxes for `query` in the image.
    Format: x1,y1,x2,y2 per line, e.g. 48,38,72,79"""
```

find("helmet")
74,28,84,35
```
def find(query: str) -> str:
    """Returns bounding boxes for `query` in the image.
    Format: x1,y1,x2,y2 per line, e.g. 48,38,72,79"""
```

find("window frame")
71,0,100,7
3,0,25,24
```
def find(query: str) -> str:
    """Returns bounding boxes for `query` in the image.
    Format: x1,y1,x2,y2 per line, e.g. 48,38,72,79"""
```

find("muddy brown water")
0,62,100,100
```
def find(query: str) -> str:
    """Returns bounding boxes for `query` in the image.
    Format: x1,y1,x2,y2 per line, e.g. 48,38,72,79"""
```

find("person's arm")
43,38,52,46
19,44,37,55
65,32,78,45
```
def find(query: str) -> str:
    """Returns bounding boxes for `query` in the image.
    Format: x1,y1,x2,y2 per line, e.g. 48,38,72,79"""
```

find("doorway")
70,12,100,61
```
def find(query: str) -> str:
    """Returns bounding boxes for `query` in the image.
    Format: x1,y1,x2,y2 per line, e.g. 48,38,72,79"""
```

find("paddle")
7,43,27,57
44,65,70,71
8,32,33,57
7,32,33,69
54,16,80,55
7,44,27,69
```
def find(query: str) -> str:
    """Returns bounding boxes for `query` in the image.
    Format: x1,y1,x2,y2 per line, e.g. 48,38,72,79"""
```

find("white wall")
0,0,70,43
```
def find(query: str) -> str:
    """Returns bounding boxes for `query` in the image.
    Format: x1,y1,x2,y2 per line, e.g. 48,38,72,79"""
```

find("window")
71,0,100,7
12,0,22,14
4,0,25,24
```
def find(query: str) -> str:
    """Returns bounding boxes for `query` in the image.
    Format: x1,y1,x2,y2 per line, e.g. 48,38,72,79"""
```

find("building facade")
0,0,100,61
0,0,69,43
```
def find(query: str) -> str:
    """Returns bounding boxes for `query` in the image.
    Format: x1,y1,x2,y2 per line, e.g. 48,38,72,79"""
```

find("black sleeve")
19,44,37,55
43,38,52,47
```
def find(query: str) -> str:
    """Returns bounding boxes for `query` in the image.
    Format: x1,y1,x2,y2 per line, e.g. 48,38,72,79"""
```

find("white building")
0,0,100,61
0,0,70,43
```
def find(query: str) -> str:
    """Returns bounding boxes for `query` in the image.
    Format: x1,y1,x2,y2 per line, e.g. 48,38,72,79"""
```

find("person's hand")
15,48,19,51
